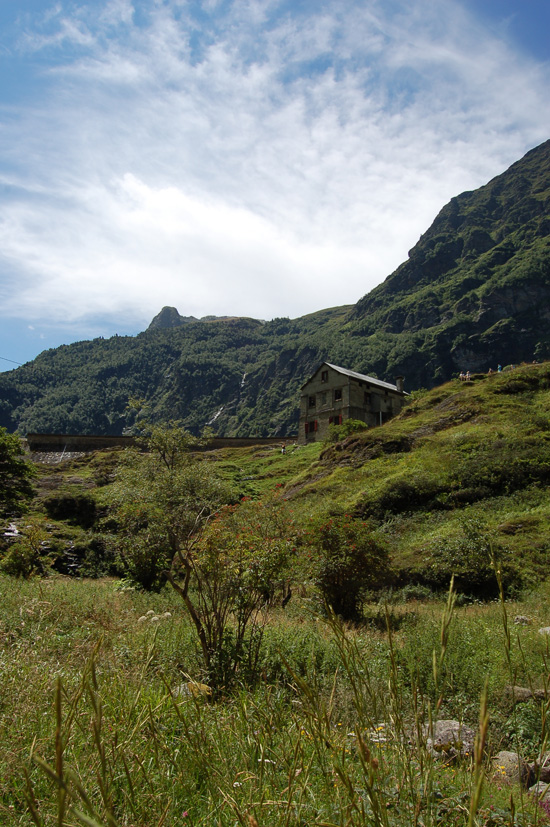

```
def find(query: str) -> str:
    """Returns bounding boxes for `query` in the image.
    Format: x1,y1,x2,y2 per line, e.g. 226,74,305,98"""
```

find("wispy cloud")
0,0,548,332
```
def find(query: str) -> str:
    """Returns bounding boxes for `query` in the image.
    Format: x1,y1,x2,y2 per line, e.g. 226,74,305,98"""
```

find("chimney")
395,376,404,394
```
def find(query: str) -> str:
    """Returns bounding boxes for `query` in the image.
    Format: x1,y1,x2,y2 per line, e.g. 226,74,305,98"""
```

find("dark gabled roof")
302,362,404,393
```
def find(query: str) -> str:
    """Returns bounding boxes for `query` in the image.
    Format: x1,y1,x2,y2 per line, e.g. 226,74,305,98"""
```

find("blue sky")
0,0,549,371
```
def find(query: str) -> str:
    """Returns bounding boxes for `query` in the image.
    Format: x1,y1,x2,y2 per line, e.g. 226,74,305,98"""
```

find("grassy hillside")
277,361,550,593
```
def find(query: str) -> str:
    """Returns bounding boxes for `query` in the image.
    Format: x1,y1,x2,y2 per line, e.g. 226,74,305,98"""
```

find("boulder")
173,681,212,699
529,753,550,784
492,751,534,787
528,781,550,801
505,685,547,703
424,720,475,761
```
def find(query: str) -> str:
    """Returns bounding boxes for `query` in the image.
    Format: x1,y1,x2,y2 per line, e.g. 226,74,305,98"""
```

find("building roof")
302,362,404,393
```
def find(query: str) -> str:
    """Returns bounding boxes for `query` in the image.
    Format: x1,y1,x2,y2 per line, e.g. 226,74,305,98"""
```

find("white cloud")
0,0,549,332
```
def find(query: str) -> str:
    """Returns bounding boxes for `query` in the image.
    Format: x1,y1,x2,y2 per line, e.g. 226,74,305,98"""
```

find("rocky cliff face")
147,307,197,329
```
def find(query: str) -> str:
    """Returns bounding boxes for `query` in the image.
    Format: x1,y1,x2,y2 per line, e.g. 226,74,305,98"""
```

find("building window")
308,395,315,407
334,388,342,402
364,392,371,405
321,370,328,382
329,415,342,425
306,420,318,435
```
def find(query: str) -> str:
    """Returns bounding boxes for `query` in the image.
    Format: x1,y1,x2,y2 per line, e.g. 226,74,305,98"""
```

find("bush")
0,428,36,516
324,419,368,444
0,520,49,578
357,472,446,519
307,516,392,621
43,492,98,528
418,518,522,598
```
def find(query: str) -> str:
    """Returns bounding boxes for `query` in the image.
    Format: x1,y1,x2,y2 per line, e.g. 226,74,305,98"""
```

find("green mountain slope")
0,140,549,436
347,139,550,385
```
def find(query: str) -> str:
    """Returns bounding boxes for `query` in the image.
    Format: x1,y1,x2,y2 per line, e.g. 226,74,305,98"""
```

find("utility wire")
0,355,23,365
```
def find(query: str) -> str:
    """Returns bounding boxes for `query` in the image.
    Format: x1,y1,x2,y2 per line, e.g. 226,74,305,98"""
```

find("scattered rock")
528,781,550,801
531,757,550,785
538,627,550,636
138,610,172,625
492,751,534,787
514,615,531,625
174,681,212,698
505,685,547,703
424,720,475,761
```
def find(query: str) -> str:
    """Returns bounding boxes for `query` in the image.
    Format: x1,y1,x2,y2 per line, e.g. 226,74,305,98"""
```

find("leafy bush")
324,418,369,444
0,520,49,578
106,424,233,590
357,472,446,519
306,515,392,621
172,493,297,690
43,492,98,528
418,518,522,598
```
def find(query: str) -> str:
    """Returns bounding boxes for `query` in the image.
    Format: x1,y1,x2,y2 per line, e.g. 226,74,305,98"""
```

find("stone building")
298,362,406,444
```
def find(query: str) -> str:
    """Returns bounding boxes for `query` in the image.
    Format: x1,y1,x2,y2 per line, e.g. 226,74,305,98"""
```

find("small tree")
107,423,295,691
308,515,391,621
0,428,36,517
166,493,296,690
107,424,229,591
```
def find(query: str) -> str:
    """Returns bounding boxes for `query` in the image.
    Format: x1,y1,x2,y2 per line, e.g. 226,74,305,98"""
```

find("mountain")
147,307,198,329
1,140,549,437
348,139,550,385
147,307,239,330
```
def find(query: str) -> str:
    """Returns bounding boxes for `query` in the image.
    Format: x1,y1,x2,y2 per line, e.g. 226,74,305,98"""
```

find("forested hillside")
1,140,548,436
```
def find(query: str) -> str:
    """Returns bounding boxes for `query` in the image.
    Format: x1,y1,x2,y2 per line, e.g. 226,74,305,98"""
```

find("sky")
0,0,549,370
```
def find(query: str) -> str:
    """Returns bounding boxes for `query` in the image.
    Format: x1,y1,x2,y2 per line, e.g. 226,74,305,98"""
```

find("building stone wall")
298,363,406,444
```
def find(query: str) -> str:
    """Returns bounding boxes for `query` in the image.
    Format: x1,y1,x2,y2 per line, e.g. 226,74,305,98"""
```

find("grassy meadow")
3,575,550,826
2,361,550,825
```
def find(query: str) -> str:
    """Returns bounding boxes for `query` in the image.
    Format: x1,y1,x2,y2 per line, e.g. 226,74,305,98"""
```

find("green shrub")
324,418,369,444
357,472,446,519
307,515,392,621
43,491,98,528
0,520,49,578
418,518,522,598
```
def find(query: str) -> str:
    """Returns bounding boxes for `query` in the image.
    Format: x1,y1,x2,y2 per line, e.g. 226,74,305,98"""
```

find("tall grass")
1,575,549,826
